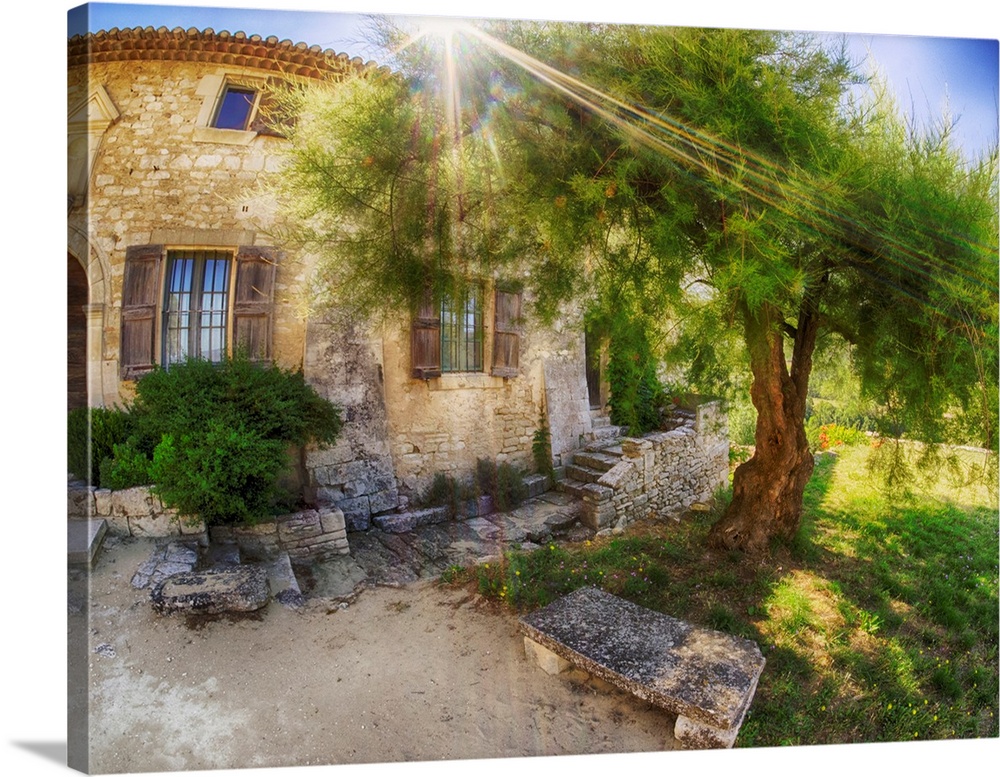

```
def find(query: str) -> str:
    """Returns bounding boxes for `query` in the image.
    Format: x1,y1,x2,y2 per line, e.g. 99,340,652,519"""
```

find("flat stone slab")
519,586,765,748
150,565,270,615
131,541,199,589
68,519,107,567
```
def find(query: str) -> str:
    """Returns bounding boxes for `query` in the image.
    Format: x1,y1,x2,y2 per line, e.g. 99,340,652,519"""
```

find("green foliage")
605,318,665,435
67,406,135,488
98,440,153,491
271,20,997,543
126,355,342,526
419,472,477,519
150,421,290,526
475,457,528,512
531,414,555,479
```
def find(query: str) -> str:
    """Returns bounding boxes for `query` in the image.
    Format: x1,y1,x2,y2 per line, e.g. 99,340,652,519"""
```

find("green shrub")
150,421,290,526
128,355,342,526
67,406,135,488
420,472,477,518
98,440,153,491
476,458,528,512
531,414,555,480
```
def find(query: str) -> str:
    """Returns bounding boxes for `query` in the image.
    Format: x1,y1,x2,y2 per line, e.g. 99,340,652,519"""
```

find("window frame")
211,84,261,131
161,249,235,367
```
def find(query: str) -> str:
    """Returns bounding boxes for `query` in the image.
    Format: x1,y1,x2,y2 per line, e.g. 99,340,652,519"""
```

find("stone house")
68,27,617,531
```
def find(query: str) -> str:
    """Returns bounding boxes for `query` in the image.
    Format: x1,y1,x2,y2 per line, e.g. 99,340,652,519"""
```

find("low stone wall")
209,508,349,562
68,482,206,539
67,482,349,561
579,400,729,531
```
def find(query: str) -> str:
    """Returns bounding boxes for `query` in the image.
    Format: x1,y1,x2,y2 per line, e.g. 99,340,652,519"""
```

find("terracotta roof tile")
68,27,383,80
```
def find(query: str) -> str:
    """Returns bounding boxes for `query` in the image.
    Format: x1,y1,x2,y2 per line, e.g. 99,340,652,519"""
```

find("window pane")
440,286,482,373
163,251,232,367
214,87,256,130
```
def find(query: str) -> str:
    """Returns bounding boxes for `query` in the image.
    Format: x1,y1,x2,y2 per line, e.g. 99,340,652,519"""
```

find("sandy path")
71,537,677,773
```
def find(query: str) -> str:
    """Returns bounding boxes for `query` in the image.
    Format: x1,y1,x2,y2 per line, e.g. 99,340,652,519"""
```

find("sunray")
459,24,995,307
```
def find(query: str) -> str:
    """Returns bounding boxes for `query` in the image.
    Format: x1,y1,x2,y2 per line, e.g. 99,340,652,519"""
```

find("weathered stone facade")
68,27,606,532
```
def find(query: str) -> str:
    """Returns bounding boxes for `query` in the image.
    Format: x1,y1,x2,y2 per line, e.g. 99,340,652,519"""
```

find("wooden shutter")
492,287,522,378
120,244,163,380
233,246,279,362
411,290,441,379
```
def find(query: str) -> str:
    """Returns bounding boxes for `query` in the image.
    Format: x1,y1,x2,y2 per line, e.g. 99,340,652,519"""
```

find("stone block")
336,496,371,532
276,510,322,543
518,587,765,749
129,511,182,537
368,488,400,515
111,486,155,517
318,508,347,535
523,637,571,675
150,566,270,615
93,489,113,516
67,487,95,518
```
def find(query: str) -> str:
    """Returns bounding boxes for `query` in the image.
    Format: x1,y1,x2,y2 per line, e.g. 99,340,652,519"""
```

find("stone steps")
564,463,607,485
572,450,620,473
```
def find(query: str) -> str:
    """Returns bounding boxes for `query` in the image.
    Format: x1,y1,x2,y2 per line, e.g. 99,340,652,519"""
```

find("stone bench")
518,586,765,749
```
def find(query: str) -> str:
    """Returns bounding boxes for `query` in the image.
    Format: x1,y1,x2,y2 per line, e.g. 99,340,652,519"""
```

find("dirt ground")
70,537,678,773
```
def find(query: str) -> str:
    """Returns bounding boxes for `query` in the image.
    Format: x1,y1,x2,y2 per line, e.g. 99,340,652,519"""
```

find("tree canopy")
268,20,998,552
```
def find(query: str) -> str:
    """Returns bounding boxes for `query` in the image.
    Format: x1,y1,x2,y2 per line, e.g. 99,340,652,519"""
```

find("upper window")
441,286,483,373
162,250,232,366
212,85,259,130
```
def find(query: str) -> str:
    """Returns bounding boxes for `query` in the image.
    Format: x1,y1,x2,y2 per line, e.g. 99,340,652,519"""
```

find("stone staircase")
558,442,624,500
589,409,624,445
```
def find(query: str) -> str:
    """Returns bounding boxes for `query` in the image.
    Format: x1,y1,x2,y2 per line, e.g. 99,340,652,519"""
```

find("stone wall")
579,400,729,531
67,482,349,561
303,314,399,531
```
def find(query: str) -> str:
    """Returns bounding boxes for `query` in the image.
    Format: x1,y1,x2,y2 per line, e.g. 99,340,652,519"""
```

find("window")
120,244,280,379
162,250,232,366
212,85,259,130
411,284,522,380
441,286,483,373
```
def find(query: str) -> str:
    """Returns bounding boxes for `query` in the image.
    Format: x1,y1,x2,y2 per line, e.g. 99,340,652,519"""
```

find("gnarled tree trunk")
709,296,821,553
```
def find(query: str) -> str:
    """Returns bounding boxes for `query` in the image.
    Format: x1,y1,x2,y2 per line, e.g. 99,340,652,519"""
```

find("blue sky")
69,1,998,161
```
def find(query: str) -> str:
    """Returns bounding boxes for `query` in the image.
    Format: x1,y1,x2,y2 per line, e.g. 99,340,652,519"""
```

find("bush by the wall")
532,414,555,480
67,406,135,488
98,440,153,491
128,355,342,526
419,472,477,519
476,458,528,512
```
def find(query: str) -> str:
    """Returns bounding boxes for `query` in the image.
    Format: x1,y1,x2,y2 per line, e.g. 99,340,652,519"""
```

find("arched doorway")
68,252,88,410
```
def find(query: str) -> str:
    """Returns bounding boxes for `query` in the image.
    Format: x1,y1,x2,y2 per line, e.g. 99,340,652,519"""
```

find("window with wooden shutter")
233,246,279,362
492,287,522,378
412,290,442,379
120,244,163,380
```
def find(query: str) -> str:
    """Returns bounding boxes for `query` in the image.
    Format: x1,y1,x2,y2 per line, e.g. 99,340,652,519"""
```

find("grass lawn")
442,443,999,747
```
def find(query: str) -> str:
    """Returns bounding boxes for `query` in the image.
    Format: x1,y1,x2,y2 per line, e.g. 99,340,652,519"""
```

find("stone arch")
67,226,112,407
